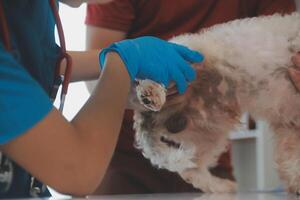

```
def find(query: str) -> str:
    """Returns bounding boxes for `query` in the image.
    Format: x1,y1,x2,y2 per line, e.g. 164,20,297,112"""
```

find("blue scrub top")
0,0,60,144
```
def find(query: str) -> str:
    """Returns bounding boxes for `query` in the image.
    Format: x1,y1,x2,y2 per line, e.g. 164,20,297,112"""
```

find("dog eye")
164,113,188,134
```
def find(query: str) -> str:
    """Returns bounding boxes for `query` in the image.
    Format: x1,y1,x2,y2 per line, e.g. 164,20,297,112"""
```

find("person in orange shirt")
85,0,296,195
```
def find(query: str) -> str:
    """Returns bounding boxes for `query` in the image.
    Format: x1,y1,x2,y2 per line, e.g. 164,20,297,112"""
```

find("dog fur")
132,13,300,193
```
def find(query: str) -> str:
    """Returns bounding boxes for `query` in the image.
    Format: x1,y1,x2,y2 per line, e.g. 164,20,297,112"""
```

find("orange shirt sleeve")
85,0,136,32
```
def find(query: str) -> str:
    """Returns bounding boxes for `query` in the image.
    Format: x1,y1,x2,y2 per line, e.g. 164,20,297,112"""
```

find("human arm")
60,0,127,81
1,37,203,196
2,52,131,196
62,26,126,82
86,25,126,50
84,3,129,92
64,50,99,81
64,26,126,82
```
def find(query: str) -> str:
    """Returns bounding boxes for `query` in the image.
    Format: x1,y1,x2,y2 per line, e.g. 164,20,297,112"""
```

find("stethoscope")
0,0,72,112
0,0,72,196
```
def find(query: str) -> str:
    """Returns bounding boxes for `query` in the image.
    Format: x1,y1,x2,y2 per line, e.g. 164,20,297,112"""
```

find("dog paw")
136,79,166,111
192,179,237,193
181,169,237,193
209,180,237,193
287,185,300,196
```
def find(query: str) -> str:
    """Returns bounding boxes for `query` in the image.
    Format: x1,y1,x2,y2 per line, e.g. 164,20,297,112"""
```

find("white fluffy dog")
132,13,300,193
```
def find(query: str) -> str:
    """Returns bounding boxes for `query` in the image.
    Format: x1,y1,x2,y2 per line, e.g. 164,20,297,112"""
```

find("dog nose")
164,113,188,134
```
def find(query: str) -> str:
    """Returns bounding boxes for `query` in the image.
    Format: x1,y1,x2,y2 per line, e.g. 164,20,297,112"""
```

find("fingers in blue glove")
161,72,170,89
176,57,197,82
171,67,188,94
171,43,204,63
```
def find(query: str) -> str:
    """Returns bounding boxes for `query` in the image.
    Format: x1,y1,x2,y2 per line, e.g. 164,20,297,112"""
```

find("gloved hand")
99,36,204,94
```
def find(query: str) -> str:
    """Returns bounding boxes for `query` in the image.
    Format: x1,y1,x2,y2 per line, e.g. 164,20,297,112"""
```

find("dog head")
133,64,241,173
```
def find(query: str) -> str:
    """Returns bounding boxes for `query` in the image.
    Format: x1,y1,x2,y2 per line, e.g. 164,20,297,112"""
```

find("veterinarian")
84,0,296,194
0,0,204,198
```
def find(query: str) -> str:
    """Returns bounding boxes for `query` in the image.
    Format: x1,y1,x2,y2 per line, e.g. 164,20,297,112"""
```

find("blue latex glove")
99,36,204,94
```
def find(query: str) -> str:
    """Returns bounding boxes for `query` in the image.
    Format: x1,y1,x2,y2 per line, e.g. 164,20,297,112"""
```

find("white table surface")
83,192,300,200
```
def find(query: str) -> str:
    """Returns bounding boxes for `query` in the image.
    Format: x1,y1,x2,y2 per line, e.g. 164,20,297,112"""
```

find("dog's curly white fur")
133,13,300,193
